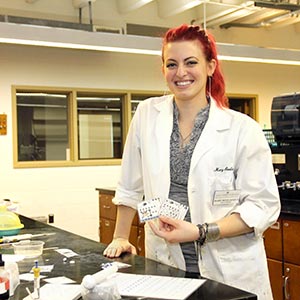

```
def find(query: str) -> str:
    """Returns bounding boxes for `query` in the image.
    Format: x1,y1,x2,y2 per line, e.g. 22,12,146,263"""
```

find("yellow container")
0,205,24,236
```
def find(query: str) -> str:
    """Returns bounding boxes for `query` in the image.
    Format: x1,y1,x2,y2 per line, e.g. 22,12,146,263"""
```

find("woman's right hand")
103,238,137,258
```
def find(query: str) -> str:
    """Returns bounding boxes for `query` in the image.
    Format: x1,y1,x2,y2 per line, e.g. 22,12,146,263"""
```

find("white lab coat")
113,95,280,300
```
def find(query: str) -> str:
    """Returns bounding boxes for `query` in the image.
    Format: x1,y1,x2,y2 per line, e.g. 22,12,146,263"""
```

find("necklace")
179,130,192,149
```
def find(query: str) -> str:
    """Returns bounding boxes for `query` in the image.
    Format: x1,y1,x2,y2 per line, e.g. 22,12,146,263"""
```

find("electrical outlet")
0,114,7,135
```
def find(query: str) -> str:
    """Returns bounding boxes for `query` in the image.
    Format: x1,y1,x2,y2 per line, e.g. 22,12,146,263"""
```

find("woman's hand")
103,238,137,258
148,216,199,243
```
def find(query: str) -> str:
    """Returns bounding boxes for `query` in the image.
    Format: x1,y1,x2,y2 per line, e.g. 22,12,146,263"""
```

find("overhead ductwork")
10,0,300,30
116,0,153,14
72,0,97,25
254,0,300,11
190,0,300,29
72,0,96,9
114,0,300,29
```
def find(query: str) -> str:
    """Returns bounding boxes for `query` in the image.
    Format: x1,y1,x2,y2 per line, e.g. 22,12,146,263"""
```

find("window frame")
12,86,163,168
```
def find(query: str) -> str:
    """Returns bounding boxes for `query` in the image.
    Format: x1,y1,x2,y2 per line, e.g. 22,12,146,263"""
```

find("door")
267,258,284,300
284,263,300,300
228,95,257,120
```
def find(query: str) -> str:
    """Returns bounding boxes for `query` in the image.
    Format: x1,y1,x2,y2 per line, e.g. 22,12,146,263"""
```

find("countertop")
280,200,300,217
3,215,257,300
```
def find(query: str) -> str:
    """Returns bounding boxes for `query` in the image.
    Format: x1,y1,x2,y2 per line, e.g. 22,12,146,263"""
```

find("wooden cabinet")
282,220,300,265
267,259,283,300
284,262,300,300
98,189,145,256
264,216,300,300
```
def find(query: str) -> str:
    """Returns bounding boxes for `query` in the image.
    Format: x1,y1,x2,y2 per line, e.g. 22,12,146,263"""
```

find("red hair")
162,24,228,108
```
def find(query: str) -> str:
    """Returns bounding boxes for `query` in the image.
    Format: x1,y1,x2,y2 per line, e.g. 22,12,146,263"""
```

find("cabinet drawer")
264,220,282,260
99,194,142,226
99,218,142,254
99,194,117,220
99,218,115,244
283,220,300,265
98,190,145,256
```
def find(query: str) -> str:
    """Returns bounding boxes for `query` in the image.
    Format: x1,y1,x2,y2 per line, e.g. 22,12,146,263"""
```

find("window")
12,87,163,168
131,93,162,117
16,91,69,162
77,93,123,159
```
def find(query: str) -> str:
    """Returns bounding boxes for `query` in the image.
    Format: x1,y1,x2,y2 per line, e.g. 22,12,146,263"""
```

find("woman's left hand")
148,215,199,243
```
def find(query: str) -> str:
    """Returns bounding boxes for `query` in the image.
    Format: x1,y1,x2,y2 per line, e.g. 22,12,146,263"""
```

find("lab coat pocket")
219,251,256,286
217,239,269,298
207,171,239,218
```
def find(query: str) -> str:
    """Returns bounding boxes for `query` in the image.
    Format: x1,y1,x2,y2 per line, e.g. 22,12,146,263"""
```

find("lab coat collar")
153,95,233,173
153,95,174,143
208,97,232,131
153,95,232,131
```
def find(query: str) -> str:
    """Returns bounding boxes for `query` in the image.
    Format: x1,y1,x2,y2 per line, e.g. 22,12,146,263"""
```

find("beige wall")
222,61,300,126
1,43,299,240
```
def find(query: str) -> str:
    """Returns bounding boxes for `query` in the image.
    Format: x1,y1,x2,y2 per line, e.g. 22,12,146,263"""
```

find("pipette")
0,233,55,244
33,260,40,299
82,264,118,290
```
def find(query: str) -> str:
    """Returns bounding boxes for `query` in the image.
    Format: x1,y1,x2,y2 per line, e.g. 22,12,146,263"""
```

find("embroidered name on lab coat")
214,167,234,172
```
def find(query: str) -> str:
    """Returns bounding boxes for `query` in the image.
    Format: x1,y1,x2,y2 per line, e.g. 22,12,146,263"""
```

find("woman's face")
162,40,215,103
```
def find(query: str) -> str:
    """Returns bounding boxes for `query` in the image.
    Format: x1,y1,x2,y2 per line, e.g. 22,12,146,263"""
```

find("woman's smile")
175,80,194,87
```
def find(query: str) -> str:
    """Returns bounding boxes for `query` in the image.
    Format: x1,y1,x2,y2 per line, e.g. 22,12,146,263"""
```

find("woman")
103,24,280,300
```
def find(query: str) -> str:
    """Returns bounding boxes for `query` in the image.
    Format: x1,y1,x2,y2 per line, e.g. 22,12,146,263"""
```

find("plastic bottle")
5,261,20,296
0,254,10,300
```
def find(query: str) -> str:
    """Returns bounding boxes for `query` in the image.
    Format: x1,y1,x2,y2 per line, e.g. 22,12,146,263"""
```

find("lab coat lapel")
190,99,231,172
190,120,216,171
154,95,173,171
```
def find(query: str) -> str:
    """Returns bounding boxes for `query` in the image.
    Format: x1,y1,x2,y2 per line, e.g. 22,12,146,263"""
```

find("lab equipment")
33,260,40,299
0,254,9,300
1,232,55,244
81,264,120,300
12,240,44,258
0,206,24,237
82,264,118,290
4,260,20,296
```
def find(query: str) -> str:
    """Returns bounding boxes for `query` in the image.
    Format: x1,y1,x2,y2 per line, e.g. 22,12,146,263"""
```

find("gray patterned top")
168,100,210,273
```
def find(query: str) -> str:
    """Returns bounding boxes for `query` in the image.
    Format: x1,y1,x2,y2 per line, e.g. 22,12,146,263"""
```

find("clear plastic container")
0,206,24,236
12,240,44,258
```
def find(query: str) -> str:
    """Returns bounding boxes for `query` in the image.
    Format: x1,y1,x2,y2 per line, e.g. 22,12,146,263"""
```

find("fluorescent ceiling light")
217,42,300,66
0,22,300,66
0,22,162,55
0,37,161,55
218,55,300,65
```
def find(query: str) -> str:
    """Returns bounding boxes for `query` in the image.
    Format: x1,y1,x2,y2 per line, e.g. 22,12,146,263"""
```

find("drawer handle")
104,220,110,227
270,221,280,230
284,275,290,300
137,234,142,252
102,205,111,209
